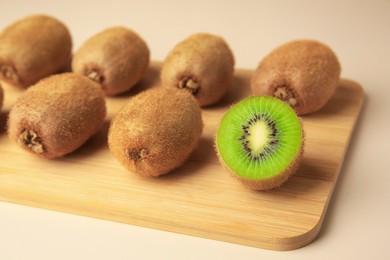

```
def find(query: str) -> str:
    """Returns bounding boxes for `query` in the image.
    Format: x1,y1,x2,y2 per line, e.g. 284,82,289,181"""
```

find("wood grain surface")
0,63,364,251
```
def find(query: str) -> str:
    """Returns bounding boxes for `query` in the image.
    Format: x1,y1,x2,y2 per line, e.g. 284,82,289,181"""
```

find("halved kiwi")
215,96,304,190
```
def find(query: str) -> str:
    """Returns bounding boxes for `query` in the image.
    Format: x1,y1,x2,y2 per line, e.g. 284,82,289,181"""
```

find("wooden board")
0,63,364,251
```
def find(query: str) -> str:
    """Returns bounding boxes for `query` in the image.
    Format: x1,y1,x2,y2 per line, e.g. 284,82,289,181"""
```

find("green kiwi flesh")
7,73,106,159
0,14,72,88
108,87,203,177
72,26,150,96
216,96,304,190
251,39,341,115
161,33,235,107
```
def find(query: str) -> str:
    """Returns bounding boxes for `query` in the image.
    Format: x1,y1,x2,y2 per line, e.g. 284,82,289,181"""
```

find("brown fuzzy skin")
72,26,150,96
7,73,106,159
216,142,304,191
251,40,341,115
108,87,203,177
160,33,235,107
0,14,72,88
0,84,3,111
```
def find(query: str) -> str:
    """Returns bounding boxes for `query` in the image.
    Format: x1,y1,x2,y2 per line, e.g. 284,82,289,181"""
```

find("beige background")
0,0,389,259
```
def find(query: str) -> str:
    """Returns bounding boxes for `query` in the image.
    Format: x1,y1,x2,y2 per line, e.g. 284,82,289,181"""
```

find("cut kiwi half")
215,96,304,190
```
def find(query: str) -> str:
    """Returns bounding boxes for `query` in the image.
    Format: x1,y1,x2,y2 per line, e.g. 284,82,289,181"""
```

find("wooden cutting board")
0,63,364,251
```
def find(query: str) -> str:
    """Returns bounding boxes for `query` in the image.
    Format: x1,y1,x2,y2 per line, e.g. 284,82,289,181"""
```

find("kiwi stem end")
274,87,297,107
86,70,104,84
18,129,45,154
178,77,199,95
0,65,18,82
127,148,149,161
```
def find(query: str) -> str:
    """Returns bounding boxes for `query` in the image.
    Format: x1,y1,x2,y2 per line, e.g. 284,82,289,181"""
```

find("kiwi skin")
7,73,106,159
72,26,150,96
160,33,235,107
0,14,72,88
0,84,3,111
108,87,203,177
251,39,341,115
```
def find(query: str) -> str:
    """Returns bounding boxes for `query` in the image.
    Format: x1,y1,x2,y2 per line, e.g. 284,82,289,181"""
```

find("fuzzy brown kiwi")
7,73,106,159
160,33,235,107
0,14,72,88
251,39,341,115
72,26,150,96
108,87,203,177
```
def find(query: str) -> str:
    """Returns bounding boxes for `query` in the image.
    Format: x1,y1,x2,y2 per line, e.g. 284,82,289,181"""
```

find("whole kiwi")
8,73,106,159
0,14,72,88
72,26,150,96
108,87,203,177
251,39,341,115
160,33,235,107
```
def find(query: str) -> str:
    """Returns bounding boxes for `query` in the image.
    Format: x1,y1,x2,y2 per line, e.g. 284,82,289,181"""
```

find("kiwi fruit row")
0,15,151,96
1,14,343,191
0,14,341,111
